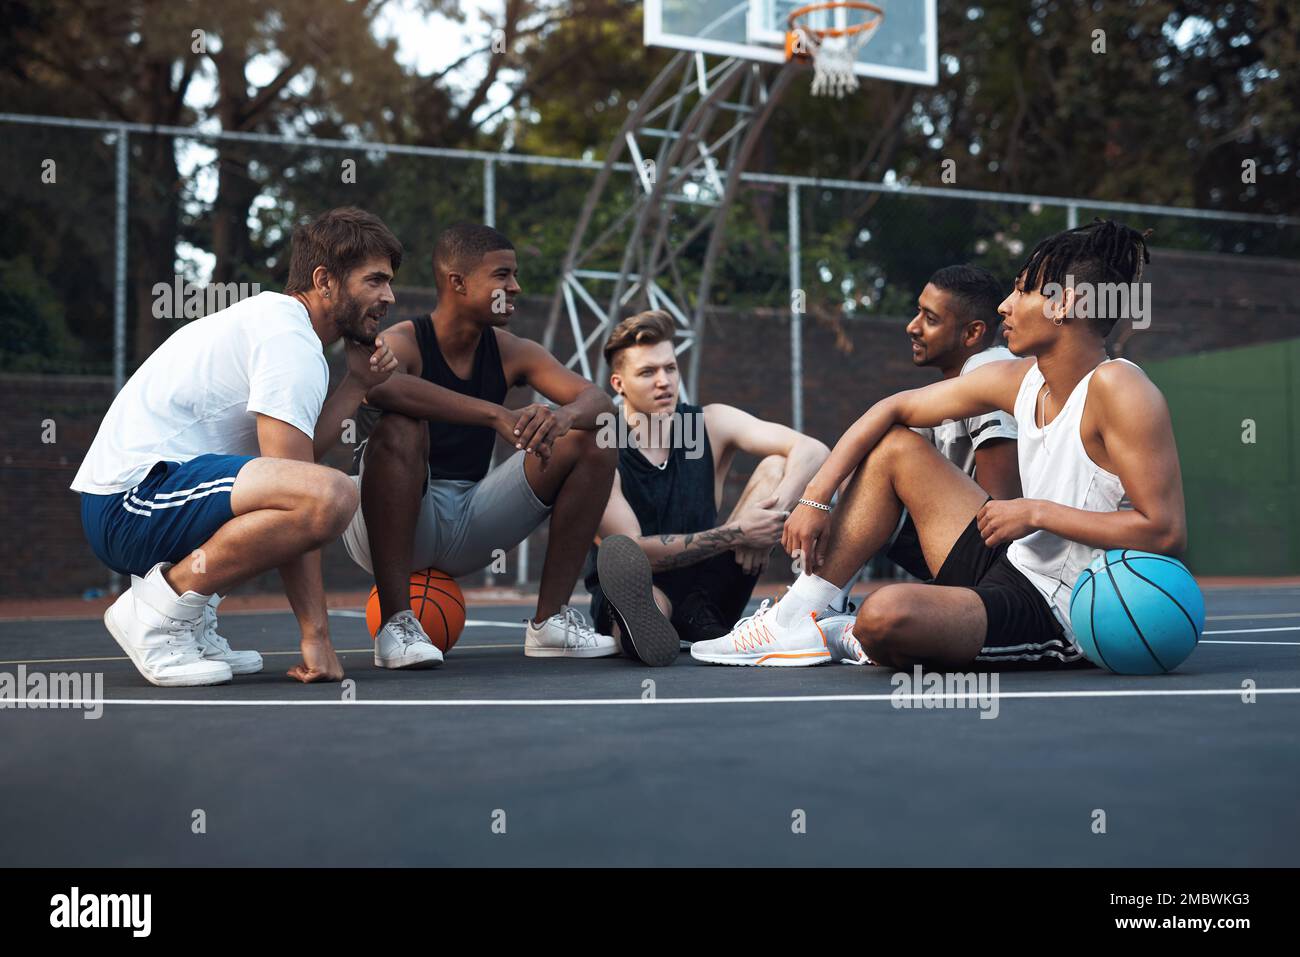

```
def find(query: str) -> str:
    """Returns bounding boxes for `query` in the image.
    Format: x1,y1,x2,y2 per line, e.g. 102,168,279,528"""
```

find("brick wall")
3,246,1297,598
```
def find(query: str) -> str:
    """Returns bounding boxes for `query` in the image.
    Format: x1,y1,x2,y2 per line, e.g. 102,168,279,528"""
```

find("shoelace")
555,605,600,648
836,623,868,663
198,604,234,654
730,599,778,653
163,616,206,664
388,614,429,647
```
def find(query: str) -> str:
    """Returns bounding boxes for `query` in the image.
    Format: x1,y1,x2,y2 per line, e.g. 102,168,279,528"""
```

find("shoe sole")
221,657,264,675
523,645,620,659
104,606,233,688
689,647,832,667
596,535,679,667
373,653,443,670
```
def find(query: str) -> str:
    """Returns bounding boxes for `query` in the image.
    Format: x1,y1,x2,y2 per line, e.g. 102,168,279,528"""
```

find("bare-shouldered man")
587,311,830,659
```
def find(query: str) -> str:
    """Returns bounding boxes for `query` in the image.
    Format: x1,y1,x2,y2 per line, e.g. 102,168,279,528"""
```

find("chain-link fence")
4,111,1296,383
2,111,1298,596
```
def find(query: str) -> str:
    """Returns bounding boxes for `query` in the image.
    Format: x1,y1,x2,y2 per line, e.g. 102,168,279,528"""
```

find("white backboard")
644,0,938,86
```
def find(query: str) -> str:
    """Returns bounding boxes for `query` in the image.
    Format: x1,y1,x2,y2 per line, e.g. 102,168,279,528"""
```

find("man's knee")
366,413,427,464
857,425,923,482
652,586,672,619
555,426,616,468
752,454,785,483
304,470,358,542
854,587,913,665
878,424,922,459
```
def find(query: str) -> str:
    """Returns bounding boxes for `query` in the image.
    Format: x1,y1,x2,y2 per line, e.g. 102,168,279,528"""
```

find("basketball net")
809,32,872,98
786,2,884,99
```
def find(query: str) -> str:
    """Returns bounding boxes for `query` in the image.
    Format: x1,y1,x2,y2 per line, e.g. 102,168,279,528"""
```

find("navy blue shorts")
80,454,254,576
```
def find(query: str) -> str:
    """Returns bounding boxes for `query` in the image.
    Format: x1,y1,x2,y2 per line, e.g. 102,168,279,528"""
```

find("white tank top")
1005,359,1130,640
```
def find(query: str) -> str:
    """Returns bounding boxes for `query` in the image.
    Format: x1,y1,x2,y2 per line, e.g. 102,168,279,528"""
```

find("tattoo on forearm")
658,532,695,547
649,526,743,571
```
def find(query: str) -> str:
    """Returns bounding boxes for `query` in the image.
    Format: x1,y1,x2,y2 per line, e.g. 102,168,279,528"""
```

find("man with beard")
73,206,401,686
881,264,1021,584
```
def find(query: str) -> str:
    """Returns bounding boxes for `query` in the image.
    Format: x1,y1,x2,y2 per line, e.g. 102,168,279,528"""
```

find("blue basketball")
1069,550,1205,674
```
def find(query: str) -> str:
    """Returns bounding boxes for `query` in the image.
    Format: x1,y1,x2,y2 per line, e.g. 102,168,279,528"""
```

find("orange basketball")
365,568,466,652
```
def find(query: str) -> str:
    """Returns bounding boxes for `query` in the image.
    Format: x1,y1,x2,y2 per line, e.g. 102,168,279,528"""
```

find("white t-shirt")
1006,359,1130,640
913,346,1019,477
71,292,329,495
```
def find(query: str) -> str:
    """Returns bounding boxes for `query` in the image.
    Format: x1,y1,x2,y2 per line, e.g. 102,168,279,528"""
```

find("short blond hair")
602,310,675,370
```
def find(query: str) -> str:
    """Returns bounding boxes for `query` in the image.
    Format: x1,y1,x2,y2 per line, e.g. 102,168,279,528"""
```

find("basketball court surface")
2,0,1294,883
2,583,1296,867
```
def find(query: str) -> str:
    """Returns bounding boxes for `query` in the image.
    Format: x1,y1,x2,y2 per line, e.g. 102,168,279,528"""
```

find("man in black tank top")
585,311,831,647
339,224,638,666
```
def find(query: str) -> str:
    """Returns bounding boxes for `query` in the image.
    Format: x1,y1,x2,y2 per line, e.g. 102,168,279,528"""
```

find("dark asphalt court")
1,585,1297,867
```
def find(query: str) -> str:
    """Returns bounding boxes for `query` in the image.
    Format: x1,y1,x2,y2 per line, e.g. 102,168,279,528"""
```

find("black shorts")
589,550,758,640
884,514,931,581
933,516,1090,669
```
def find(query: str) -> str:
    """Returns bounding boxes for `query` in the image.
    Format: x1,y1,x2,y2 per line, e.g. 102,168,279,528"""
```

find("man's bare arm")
972,439,1022,499
598,473,763,573
312,339,400,461
255,416,332,648
364,328,503,425
804,358,1031,503
705,404,830,512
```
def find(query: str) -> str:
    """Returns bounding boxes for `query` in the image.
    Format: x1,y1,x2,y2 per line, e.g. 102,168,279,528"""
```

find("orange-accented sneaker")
689,600,832,667
816,613,873,665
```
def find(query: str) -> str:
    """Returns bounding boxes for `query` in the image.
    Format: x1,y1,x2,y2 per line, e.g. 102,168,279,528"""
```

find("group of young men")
73,207,1186,686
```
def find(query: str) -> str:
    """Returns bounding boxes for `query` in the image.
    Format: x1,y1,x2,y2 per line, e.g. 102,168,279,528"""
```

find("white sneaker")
103,564,233,687
374,610,444,669
689,599,832,667
196,595,263,675
524,606,619,658
817,613,873,665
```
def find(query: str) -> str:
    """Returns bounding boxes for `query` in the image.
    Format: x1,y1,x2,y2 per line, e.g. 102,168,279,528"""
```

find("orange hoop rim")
786,1,884,40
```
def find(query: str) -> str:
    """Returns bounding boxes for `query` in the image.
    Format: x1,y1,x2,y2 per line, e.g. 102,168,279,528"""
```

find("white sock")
828,569,862,613
775,573,841,627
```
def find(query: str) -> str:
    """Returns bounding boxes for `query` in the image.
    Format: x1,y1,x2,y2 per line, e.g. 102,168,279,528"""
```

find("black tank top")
350,318,509,481
411,317,509,481
584,402,716,591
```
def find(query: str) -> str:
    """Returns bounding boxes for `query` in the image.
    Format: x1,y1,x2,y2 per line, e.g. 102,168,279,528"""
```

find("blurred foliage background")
0,0,1296,374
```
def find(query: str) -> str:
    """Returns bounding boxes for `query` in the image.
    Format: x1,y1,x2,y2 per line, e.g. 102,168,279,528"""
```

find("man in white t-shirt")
72,206,402,687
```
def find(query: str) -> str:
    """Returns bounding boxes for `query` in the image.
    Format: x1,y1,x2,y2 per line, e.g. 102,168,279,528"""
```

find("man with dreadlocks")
691,220,1187,669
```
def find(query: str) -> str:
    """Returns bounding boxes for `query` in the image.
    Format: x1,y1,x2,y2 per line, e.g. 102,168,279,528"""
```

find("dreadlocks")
1017,219,1152,336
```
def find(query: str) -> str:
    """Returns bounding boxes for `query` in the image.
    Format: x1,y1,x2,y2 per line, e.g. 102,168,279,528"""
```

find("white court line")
1208,612,1300,621
328,610,525,630
1204,626,1300,635
4,688,1300,709
1201,640,1300,646
0,643,515,666
0,634,1295,668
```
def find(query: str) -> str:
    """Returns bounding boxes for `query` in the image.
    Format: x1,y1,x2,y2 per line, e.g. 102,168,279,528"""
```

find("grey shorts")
341,450,550,577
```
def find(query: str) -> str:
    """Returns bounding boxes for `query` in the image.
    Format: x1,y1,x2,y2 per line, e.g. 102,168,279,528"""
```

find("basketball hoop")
785,2,884,99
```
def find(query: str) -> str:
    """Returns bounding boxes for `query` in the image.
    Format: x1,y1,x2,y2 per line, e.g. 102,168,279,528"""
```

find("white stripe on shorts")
142,476,239,501
122,477,237,516
976,638,1084,663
